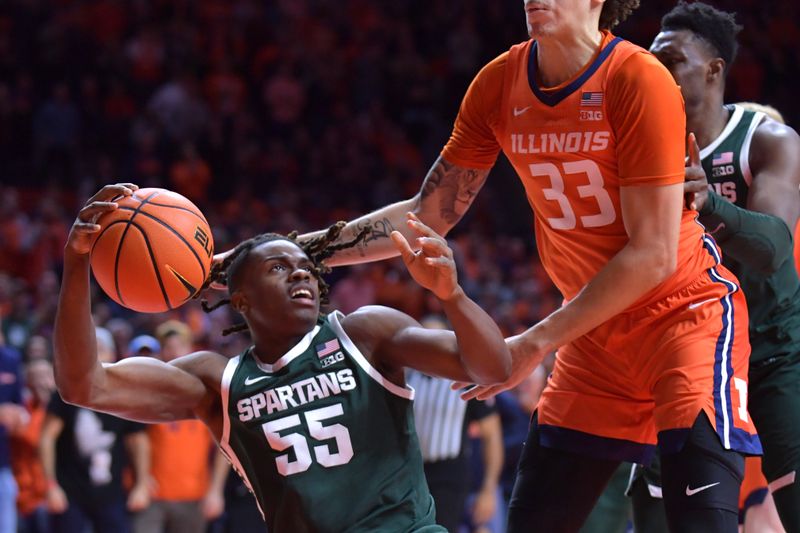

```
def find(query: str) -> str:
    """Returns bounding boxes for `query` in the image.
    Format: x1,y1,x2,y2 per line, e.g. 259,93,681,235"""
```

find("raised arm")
297,55,506,267
54,184,218,423
343,214,511,384
298,157,490,267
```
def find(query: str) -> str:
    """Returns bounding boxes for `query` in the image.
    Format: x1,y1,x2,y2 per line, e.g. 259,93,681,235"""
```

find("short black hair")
662,1,742,71
197,222,370,336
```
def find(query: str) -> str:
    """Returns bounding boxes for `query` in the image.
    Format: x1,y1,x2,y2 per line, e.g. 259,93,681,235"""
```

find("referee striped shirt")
407,370,468,462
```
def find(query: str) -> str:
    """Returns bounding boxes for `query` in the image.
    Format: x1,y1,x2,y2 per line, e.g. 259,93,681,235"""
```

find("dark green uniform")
699,104,800,365
219,311,444,533
701,105,800,531
628,105,800,531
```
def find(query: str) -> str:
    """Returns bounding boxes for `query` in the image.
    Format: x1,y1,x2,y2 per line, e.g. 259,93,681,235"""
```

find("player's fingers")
73,222,102,233
405,212,442,239
78,202,118,222
683,180,706,193
451,381,473,391
390,231,416,262
459,385,488,401
687,132,701,166
424,256,453,269
475,385,505,401
88,183,137,203
418,237,452,258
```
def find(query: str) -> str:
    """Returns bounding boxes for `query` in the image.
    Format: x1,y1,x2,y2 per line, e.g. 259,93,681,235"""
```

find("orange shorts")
537,262,762,463
739,456,768,517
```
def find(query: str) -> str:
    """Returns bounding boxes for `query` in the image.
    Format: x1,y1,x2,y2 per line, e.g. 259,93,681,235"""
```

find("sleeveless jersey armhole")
328,311,415,400
740,110,766,186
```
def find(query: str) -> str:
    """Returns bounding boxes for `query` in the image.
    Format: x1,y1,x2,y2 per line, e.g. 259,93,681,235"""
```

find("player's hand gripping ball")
89,187,214,313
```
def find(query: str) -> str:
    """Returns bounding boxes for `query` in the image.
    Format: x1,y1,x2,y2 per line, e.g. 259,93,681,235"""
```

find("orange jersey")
148,420,213,501
794,219,800,275
442,31,716,305
10,400,47,515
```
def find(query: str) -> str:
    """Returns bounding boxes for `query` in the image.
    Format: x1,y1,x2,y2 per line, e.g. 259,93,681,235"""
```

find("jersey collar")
527,35,622,107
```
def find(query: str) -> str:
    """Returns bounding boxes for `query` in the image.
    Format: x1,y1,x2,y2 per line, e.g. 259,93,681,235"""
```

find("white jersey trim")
219,355,266,520
327,311,415,400
251,325,321,373
740,110,766,187
699,105,745,160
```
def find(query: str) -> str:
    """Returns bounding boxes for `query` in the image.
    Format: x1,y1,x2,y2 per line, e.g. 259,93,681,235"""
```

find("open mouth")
290,288,314,302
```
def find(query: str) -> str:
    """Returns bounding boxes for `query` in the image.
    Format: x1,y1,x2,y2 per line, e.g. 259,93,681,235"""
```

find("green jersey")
219,311,443,533
700,104,800,363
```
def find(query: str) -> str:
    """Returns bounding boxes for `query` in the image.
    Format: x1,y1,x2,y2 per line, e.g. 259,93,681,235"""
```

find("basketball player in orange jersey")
283,0,764,530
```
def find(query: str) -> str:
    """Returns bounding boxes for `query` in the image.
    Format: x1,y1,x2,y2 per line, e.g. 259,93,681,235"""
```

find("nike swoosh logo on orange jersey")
687,297,719,310
513,106,531,117
685,482,720,496
244,375,270,386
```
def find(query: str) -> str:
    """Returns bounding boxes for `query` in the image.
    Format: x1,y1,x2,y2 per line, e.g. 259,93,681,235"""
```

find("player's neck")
535,30,603,88
688,96,729,150
251,332,308,364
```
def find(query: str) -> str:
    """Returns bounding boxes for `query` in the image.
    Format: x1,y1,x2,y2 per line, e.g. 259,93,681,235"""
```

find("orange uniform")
739,456,768,519
442,31,760,462
147,420,213,501
794,219,800,273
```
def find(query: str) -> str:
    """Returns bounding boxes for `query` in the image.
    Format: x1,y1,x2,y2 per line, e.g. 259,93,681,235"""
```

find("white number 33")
531,160,616,230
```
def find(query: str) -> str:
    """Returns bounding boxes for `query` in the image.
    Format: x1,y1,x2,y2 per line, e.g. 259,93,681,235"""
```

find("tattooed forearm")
351,217,396,257
419,158,490,225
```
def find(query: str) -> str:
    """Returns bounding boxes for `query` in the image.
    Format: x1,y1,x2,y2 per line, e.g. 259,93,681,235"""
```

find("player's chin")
526,20,555,39
287,299,320,320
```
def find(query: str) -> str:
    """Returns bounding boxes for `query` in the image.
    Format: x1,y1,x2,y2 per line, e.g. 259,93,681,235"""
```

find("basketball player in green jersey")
54,183,512,532
624,3,800,531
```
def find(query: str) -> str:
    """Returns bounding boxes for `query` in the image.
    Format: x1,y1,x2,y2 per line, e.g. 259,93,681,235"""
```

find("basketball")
89,188,214,313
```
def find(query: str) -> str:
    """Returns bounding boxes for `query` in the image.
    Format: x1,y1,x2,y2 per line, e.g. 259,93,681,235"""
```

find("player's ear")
707,58,725,83
230,292,249,314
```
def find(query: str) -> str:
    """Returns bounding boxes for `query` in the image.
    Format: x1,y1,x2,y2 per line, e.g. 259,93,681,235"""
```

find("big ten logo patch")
579,110,603,121
194,227,212,257
320,351,345,368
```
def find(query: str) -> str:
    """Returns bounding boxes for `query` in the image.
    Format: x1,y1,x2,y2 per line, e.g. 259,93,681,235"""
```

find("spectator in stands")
40,327,150,533
11,358,56,533
0,320,25,533
133,320,224,533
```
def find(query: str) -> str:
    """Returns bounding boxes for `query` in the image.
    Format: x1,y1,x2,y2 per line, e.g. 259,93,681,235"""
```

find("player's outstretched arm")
343,213,510,384
292,156,490,267
54,184,213,423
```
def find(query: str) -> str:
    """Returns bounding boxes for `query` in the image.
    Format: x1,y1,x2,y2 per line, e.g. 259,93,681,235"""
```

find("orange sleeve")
608,51,686,186
440,53,507,169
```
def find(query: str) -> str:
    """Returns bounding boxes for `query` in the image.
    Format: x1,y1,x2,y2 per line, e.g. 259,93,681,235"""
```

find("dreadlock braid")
198,222,372,336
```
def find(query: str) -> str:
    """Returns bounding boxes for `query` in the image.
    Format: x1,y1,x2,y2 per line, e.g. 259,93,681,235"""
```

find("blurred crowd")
0,0,798,531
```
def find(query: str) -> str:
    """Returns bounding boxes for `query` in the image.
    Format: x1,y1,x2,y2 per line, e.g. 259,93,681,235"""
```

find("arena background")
0,1,798,529
2,0,797,347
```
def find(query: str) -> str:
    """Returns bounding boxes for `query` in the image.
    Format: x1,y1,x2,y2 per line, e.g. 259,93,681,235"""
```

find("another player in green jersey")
53,183,512,532
626,3,800,532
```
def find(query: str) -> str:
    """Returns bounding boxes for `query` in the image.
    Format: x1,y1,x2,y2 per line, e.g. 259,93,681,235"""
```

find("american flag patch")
316,339,341,358
712,152,734,165
580,92,603,106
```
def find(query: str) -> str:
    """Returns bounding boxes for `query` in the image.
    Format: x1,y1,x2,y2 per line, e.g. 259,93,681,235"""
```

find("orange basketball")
90,187,214,313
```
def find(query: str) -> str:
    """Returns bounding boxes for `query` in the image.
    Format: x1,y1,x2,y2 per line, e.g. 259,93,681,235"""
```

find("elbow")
53,368,99,409
648,245,678,285
474,347,513,385
54,381,91,408
410,197,455,237
496,352,513,383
